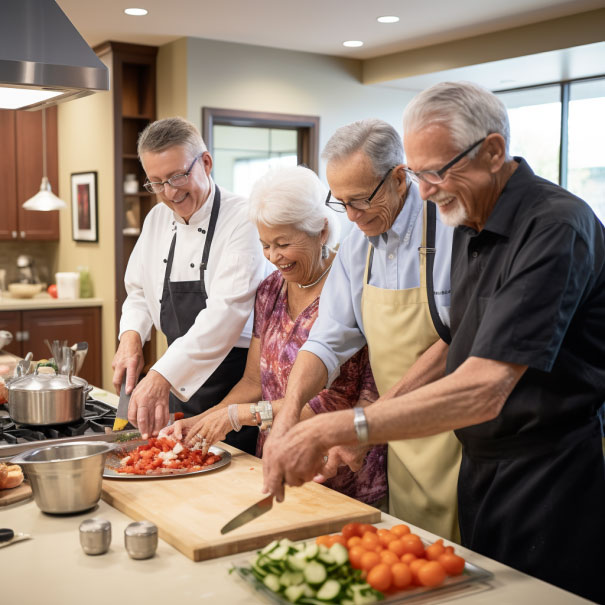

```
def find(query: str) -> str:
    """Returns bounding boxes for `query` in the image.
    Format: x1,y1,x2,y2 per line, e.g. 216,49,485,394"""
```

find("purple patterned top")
253,270,387,505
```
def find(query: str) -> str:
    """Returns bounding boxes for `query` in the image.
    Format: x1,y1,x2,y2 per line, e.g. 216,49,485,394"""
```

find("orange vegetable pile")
315,522,465,594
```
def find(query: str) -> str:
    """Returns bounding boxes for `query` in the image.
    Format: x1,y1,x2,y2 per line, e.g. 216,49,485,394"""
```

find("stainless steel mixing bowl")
11,442,116,514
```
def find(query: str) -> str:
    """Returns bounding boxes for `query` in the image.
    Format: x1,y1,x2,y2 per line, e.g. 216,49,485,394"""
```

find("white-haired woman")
164,165,386,505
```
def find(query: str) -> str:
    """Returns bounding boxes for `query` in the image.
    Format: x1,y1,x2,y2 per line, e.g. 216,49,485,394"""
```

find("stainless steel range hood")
0,0,109,111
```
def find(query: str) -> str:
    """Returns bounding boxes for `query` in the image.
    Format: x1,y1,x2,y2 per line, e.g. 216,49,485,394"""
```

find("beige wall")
57,53,116,391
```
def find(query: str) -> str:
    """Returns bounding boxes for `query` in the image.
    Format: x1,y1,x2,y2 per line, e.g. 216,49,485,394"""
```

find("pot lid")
9,372,86,392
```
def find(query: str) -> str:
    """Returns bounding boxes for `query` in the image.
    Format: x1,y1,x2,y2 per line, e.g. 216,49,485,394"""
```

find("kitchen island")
1,389,591,604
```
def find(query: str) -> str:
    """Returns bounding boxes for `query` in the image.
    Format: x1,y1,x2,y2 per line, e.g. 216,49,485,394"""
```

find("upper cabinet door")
0,110,18,239
15,107,60,240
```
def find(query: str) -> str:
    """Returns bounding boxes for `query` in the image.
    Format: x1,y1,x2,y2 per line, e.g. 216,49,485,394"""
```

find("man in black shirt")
262,82,605,603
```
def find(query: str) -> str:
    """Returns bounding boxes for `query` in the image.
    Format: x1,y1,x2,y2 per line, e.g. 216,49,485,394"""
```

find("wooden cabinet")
0,107,60,241
95,41,158,371
0,307,102,386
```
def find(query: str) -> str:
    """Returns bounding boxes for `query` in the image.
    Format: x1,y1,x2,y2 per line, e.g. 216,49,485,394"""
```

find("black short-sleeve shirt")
446,158,605,442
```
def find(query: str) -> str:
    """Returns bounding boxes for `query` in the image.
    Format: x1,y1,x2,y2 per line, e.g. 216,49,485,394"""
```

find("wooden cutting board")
102,444,381,562
0,482,32,507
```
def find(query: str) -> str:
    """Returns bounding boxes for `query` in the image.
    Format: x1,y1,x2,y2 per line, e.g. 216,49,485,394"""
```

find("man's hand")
261,399,301,502
313,444,370,483
111,331,144,395
127,370,171,439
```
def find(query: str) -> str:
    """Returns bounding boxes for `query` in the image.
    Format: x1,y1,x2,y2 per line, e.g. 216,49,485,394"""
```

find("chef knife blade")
112,378,131,432
220,494,274,535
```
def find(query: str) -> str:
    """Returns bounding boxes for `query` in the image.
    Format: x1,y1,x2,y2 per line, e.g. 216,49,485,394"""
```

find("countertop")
0,293,103,311
1,389,590,605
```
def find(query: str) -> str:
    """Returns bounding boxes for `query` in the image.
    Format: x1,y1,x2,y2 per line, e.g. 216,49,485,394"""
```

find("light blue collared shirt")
301,183,453,382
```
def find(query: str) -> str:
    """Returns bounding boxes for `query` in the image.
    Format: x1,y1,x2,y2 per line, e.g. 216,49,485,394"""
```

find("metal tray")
231,541,493,604
103,440,231,479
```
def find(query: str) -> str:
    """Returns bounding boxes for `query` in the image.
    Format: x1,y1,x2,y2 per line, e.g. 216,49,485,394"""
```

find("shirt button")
163,258,167,263
388,254,394,260
159,299,162,303
180,387,185,392
198,228,202,232
201,229,206,234
190,263,195,268
471,250,479,258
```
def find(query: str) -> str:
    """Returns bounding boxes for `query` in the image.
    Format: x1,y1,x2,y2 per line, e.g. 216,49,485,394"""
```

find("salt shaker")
79,518,111,555
124,521,158,559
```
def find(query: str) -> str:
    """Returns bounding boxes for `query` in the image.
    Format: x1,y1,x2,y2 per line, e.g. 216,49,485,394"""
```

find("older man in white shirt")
112,117,264,453
263,119,461,540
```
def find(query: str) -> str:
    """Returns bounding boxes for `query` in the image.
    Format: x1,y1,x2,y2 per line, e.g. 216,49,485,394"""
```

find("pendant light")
22,108,67,211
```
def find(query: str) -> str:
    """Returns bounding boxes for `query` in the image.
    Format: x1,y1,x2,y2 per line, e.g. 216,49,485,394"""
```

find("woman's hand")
182,407,233,452
159,415,201,442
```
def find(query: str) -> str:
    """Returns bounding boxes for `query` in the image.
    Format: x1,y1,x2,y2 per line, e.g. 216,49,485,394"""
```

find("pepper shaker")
79,518,111,555
124,521,158,559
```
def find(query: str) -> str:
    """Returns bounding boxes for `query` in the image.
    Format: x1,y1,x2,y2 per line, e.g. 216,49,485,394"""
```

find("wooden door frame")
201,108,320,173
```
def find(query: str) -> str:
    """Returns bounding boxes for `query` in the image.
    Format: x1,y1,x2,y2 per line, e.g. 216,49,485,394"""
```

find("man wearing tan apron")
361,200,461,541
261,119,460,541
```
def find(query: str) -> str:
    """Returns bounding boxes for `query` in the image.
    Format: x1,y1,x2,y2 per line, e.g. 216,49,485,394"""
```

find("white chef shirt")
119,181,265,401
301,182,453,384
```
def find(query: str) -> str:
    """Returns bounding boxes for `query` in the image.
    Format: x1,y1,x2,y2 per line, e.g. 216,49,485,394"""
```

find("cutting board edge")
0,481,33,507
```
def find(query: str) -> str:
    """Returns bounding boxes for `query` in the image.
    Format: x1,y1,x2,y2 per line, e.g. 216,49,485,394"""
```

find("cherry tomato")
390,524,411,537
361,532,380,550
379,550,400,565
409,558,429,585
438,552,466,575
347,535,362,548
417,561,447,587
358,523,377,534
328,534,347,547
315,535,332,547
360,550,381,572
426,539,446,561
378,530,397,547
401,553,417,564
348,545,366,569
342,522,362,540
367,563,392,592
387,539,406,558
391,562,413,589
400,534,425,557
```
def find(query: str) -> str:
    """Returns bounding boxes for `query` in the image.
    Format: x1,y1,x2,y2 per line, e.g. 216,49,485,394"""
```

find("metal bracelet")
228,404,242,432
353,407,369,444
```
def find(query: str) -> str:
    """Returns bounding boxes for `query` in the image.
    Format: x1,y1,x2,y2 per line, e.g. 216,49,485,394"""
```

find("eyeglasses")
325,167,394,213
403,138,486,185
144,153,203,193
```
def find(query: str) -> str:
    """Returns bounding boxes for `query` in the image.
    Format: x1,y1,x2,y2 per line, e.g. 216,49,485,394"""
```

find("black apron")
159,187,258,455
450,338,605,603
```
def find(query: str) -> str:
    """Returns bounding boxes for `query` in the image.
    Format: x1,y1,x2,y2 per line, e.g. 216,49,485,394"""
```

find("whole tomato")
47,284,58,298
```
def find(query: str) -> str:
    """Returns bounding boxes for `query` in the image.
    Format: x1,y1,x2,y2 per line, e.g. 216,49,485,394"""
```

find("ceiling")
56,0,605,89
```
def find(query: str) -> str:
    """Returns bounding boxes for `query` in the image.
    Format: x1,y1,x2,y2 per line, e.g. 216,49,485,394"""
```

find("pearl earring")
321,244,329,260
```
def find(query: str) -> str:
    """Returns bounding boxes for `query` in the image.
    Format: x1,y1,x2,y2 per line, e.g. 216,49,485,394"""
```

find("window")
497,77,605,223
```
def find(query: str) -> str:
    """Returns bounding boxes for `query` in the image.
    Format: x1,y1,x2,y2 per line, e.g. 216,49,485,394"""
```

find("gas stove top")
0,399,121,460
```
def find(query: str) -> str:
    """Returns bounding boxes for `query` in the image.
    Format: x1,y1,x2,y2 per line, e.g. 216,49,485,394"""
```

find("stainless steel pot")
11,442,116,514
7,370,92,425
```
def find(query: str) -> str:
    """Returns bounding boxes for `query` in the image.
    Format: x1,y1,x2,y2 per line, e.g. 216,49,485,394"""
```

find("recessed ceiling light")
377,16,399,23
343,40,364,48
124,8,148,16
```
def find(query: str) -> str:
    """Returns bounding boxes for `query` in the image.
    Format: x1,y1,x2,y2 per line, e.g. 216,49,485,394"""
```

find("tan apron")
361,201,461,541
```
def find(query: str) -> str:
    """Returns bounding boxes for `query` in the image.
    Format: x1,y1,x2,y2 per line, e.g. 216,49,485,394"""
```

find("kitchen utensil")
7,368,91,425
11,441,117,514
220,493,274,534
112,378,131,432
79,518,111,555
101,446,380,562
0,331,13,350
103,444,230,479
124,521,158,559
0,528,31,548
71,342,88,376
16,255,39,284
55,272,80,299
7,283,43,298
0,482,32,506
60,346,74,380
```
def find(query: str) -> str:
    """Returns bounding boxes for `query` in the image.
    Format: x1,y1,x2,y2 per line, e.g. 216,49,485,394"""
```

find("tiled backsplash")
0,241,59,288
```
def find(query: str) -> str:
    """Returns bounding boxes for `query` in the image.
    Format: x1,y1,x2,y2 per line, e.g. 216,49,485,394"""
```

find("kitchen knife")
220,494,274,534
112,379,131,432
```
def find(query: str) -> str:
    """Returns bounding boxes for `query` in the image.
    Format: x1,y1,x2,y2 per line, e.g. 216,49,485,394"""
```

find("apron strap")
422,201,451,344
199,186,222,300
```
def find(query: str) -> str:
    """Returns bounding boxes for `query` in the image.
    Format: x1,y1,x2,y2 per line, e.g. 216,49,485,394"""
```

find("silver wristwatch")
353,407,369,443
250,401,273,432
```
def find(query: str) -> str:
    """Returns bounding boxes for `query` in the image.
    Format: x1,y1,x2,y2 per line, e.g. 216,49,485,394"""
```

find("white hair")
248,165,340,249
403,81,511,160
322,118,404,178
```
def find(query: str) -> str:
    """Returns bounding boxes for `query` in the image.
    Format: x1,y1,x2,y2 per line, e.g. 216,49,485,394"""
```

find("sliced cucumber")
251,560,268,577
284,584,306,603
262,573,281,592
288,553,308,571
329,543,349,567
268,545,290,560
280,570,304,587
303,560,327,586
303,543,319,559
260,539,280,555
316,579,341,601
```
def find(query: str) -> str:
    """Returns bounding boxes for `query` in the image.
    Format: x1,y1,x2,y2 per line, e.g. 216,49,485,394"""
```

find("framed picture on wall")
71,171,98,242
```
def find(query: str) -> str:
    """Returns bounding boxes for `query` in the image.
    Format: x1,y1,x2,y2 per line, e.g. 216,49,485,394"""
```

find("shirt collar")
172,179,216,226
367,182,423,248
457,157,532,239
